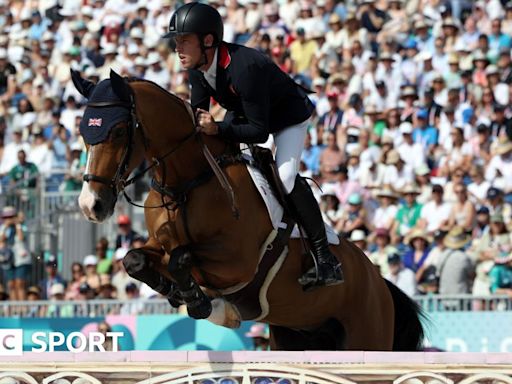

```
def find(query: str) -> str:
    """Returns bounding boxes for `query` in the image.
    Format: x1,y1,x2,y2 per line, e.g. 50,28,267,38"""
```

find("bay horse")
74,69,424,351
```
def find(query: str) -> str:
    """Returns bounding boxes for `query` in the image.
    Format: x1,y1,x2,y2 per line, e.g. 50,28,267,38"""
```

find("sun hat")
401,183,420,195
377,187,397,199
405,228,432,245
245,323,269,338
83,254,98,266
348,193,362,205
350,229,366,242
0,206,16,218
443,226,471,249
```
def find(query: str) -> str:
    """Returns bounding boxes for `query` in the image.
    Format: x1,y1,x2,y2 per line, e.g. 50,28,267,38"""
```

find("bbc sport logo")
0,329,123,355
0,329,23,356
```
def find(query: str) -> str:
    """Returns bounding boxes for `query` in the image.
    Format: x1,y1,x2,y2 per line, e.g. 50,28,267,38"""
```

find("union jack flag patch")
88,118,102,127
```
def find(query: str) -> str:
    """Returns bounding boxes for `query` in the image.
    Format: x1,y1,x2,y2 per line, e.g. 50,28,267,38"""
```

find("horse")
73,69,424,351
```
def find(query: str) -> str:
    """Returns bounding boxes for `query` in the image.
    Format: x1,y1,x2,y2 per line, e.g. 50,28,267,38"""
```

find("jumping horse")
74,69,424,350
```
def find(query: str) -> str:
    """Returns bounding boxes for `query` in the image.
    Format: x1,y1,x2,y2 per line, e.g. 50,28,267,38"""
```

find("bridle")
82,94,198,204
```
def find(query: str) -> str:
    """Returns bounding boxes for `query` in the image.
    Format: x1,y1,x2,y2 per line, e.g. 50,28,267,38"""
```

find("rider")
164,2,343,290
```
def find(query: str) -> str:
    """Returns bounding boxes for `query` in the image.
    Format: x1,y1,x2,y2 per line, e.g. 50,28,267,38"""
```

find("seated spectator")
120,283,144,315
61,142,84,192
469,123,493,165
417,184,452,235
39,255,66,300
371,187,398,231
331,164,364,206
486,136,512,194
95,237,112,275
115,216,140,250
368,228,397,277
489,251,512,298
412,108,438,157
349,229,368,253
485,187,512,231
467,164,491,207
26,286,44,317
320,132,345,183
319,186,343,228
84,255,101,293
301,132,324,175
385,253,417,298
471,213,512,299
98,274,116,300
65,262,86,300
447,183,476,233
317,91,343,145
403,228,432,278
335,192,367,237
46,283,74,317
382,150,414,192
414,163,433,205
391,183,423,244
112,248,140,301
245,323,270,351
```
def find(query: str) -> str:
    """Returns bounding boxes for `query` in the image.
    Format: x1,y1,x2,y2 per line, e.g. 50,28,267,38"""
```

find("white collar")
201,48,218,90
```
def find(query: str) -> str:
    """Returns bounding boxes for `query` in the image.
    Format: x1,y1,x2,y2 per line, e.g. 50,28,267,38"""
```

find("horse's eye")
112,128,125,139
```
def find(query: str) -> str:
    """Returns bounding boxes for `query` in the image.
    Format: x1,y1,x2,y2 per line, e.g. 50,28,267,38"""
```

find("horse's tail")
385,279,426,351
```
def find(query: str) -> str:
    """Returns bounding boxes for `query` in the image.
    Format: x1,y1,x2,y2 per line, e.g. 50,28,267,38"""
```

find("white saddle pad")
244,154,340,245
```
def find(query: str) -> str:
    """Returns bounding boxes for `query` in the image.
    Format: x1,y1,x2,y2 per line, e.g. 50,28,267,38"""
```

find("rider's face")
174,33,202,69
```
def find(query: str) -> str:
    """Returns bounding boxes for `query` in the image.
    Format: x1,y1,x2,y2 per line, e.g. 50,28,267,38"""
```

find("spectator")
83,254,101,293
65,262,86,300
418,184,452,235
450,183,478,230
371,187,398,232
391,183,423,243
335,192,367,237
95,237,112,275
489,250,512,298
471,213,511,299
120,282,144,315
368,227,397,277
0,206,31,300
46,283,73,317
39,255,66,300
349,229,368,253
319,131,344,183
112,247,140,300
115,215,140,250
403,228,432,278
438,226,475,299
245,323,270,351
8,149,38,189
385,253,417,298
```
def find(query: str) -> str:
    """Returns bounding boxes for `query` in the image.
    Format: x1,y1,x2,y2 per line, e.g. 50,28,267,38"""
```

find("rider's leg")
273,119,343,290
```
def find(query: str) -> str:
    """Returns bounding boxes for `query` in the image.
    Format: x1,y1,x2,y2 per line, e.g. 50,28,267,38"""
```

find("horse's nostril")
93,200,103,215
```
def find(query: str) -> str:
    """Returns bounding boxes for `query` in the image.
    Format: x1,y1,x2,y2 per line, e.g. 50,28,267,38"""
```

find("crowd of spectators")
0,0,511,307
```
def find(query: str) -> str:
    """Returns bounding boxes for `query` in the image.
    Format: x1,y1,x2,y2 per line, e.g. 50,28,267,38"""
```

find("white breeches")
260,118,309,193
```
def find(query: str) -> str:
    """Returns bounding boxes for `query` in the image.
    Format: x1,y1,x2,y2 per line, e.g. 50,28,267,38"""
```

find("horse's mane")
127,78,194,123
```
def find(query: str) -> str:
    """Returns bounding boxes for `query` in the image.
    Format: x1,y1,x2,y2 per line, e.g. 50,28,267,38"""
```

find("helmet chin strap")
193,35,217,70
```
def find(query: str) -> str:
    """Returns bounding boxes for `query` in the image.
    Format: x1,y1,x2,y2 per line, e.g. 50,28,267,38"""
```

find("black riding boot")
287,175,344,290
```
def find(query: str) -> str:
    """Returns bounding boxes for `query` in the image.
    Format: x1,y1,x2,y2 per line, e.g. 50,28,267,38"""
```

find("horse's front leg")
156,223,213,320
122,238,184,308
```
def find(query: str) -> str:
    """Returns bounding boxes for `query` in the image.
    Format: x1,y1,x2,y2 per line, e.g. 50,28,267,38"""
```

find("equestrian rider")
164,2,343,289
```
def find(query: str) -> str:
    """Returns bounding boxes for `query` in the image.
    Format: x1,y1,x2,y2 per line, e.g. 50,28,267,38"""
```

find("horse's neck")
132,82,228,187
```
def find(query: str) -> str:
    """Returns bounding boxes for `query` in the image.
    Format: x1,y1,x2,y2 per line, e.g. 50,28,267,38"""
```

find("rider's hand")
196,108,219,135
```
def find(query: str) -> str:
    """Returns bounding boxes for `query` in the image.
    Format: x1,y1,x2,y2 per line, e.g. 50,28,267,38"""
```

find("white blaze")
78,147,98,220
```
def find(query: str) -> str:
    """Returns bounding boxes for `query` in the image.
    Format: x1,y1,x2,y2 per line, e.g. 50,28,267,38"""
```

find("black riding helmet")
164,2,223,45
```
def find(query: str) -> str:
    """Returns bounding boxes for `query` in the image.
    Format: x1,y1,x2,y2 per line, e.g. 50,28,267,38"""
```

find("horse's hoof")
187,299,213,319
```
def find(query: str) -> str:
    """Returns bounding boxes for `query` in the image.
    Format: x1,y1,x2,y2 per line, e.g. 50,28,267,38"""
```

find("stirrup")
298,257,344,292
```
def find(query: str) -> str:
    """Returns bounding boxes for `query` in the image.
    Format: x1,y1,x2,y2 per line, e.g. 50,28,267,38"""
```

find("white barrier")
0,352,511,384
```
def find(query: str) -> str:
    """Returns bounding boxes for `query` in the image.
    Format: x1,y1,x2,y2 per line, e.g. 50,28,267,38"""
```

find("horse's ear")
70,69,95,98
110,69,131,102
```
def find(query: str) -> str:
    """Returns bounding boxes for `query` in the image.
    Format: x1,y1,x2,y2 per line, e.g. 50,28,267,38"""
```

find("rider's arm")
216,65,270,144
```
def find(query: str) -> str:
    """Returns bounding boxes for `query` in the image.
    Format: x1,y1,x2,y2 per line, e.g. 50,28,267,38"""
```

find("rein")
83,83,241,217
